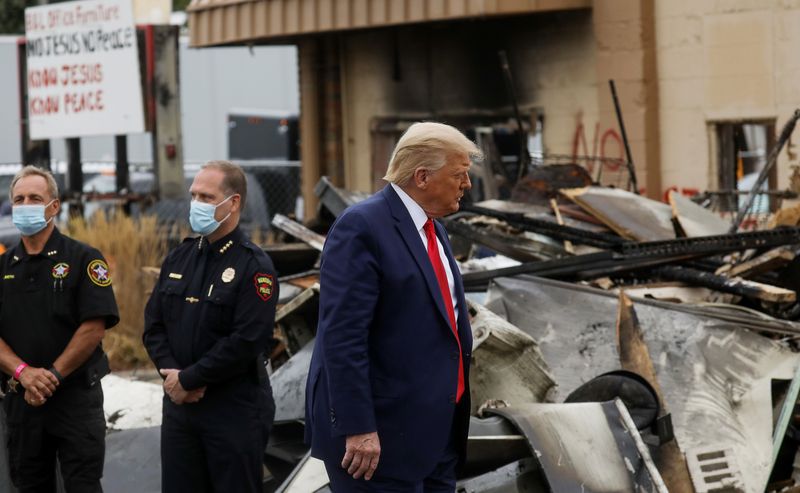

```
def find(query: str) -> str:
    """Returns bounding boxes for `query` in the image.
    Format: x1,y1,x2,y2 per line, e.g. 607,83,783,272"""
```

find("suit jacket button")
448,394,456,404
451,351,459,361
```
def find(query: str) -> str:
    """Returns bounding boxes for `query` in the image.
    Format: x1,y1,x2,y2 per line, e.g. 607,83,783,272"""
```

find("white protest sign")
25,0,145,139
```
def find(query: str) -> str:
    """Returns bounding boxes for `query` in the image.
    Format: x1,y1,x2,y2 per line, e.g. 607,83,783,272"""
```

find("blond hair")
383,122,482,186
10,165,59,201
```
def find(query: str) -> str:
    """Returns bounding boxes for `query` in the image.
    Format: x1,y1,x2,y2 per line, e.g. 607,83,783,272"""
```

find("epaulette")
241,240,261,253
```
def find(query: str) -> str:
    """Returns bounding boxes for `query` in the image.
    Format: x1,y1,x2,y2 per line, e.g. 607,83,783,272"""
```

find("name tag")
3,274,13,280
168,273,183,280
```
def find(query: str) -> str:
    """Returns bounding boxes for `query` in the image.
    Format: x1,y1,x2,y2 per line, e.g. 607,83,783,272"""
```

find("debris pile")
267,174,800,493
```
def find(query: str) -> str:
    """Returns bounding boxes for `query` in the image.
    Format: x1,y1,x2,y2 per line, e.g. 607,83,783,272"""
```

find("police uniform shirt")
0,227,120,374
143,227,278,391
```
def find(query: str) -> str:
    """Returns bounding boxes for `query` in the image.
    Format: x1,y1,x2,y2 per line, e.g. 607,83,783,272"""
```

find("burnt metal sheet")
668,190,728,237
445,218,566,262
486,275,800,492
490,400,667,492
456,458,545,493
314,176,370,219
463,415,531,478
562,186,676,241
271,339,315,423
272,298,558,424
272,214,326,251
276,285,319,355
468,301,556,413
510,164,594,206
276,452,330,493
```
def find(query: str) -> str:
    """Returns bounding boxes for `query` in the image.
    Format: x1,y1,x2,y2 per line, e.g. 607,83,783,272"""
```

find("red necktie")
424,219,464,402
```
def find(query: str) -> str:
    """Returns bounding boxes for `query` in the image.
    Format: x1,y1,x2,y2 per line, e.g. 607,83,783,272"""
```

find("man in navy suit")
305,122,481,492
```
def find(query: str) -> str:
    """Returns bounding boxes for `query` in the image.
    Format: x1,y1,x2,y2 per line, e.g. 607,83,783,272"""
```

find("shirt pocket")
158,278,187,324
203,287,237,334
51,276,80,324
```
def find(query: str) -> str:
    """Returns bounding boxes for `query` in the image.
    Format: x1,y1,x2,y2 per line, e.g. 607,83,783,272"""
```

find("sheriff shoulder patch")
87,259,112,287
253,273,274,301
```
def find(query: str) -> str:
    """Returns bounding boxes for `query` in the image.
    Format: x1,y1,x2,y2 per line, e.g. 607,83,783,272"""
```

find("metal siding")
268,0,283,35
286,0,301,34
335,0,350,29
448,0,467,17
369,0,388,24
188,0,591,46
302,0,317,33
408,0,425,22
254,0,269,38
429,0,447,19
318,0,335,30
467,0,485,15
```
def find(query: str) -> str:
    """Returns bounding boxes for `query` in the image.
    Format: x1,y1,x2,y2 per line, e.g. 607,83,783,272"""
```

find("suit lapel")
382,186,453,330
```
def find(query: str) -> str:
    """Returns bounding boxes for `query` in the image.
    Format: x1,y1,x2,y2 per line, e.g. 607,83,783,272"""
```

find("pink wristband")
13,363,28,380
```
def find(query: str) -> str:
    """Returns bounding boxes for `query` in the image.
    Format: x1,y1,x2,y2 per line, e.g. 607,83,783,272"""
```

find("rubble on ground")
267,172,800,493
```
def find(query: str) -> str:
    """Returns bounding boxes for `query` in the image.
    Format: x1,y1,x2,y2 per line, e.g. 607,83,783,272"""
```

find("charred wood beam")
459,206,800,258
616,292,694,491
272,214,326,251
654,265,796,303
617,227,800,258
442,219,565,262
462,227,800,291
461,251,696,290
459,204,624,249
718,246,795,279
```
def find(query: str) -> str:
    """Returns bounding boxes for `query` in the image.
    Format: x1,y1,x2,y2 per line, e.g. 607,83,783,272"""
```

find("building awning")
187,0,591,47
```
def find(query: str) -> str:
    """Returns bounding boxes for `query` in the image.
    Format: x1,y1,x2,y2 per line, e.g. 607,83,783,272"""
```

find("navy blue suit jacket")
305,185,472,481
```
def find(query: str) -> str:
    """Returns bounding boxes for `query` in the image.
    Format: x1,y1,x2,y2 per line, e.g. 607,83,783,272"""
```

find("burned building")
187,0,800,220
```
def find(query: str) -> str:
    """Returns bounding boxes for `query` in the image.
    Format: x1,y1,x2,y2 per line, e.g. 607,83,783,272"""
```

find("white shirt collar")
390,183,429,233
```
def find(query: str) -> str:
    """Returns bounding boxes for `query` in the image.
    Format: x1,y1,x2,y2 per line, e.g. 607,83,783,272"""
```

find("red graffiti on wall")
571,117,625,174
571,115,705,202
662,185,700,203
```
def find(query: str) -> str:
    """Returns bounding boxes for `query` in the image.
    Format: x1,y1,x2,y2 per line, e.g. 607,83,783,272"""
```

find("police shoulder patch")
87,259,111,287
253,273,274,301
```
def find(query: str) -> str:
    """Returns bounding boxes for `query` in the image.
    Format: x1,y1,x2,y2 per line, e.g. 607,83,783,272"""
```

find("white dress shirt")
390,183,459,323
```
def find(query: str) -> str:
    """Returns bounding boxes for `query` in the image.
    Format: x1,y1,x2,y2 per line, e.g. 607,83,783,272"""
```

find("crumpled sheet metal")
561,186,675,241
486,275,800,493
468,301,556,412
271,339,315,423
490,400,667,492
271,301,558,423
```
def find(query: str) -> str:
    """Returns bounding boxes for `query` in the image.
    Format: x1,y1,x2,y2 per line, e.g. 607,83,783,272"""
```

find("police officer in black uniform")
143,160,277,493
0,165,119,493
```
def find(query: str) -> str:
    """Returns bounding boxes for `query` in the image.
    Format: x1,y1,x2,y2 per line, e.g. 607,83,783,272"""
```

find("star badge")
52,262,70,279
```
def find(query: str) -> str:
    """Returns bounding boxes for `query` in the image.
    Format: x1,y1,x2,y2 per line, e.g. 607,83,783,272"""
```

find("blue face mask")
13,200,55,236
189,195,233,236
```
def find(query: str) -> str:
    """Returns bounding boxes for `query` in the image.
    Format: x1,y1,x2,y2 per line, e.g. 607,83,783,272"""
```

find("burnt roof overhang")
187,0,591,47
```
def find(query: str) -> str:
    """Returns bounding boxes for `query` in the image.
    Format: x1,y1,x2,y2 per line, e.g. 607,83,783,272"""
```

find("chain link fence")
0,160,302,236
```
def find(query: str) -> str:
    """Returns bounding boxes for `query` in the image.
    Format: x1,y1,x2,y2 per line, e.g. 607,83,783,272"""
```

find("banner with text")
25,0,145,139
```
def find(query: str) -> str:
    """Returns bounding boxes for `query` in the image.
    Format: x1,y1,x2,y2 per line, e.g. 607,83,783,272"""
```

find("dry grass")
67,211,170,370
